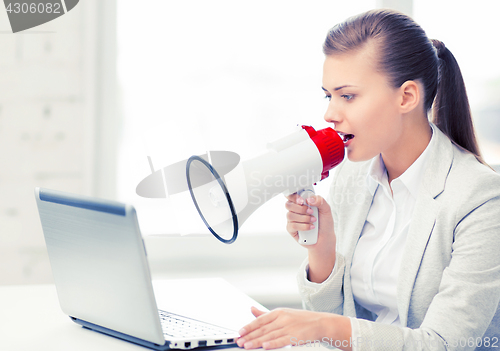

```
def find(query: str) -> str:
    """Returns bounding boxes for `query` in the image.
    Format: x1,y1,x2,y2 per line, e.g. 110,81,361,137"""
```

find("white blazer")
297,124,500,350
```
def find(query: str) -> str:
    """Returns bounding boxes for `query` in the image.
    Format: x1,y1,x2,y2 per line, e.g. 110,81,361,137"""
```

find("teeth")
337,132,354,143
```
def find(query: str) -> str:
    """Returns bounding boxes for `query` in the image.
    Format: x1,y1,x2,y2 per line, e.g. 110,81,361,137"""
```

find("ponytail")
431,40,484,162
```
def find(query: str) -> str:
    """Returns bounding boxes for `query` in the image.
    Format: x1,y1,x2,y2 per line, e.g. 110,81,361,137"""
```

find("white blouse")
350,125,435,326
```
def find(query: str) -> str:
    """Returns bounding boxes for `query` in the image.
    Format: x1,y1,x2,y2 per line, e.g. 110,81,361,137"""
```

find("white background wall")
0,1,94,285
0,0,121,285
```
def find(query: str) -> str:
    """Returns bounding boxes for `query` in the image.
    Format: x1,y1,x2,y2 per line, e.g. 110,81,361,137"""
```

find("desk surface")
0,282,330,351
0,284,158,351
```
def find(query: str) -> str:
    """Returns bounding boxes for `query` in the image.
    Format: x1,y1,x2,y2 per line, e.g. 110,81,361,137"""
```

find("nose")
323,99,342,126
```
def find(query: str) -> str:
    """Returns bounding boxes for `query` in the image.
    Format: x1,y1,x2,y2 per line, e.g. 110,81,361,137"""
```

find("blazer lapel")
397,124,454,326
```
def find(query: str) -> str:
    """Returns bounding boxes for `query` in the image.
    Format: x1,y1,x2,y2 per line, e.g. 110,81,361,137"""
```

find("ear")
398,80,421,114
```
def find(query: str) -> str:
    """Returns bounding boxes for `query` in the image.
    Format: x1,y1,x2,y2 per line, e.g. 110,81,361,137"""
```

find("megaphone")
186,125,345,245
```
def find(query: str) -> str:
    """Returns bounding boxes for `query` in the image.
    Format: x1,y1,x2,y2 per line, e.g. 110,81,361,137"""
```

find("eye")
324,95,332,101
341,94,354,101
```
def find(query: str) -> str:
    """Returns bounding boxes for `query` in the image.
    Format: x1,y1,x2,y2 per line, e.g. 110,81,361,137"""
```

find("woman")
237,9,500,351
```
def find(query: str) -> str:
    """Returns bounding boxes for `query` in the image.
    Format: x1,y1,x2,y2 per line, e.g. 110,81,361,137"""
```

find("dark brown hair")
323,9,483,161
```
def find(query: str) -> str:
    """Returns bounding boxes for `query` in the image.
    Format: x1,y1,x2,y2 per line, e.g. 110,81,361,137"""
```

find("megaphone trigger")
297,188,319,245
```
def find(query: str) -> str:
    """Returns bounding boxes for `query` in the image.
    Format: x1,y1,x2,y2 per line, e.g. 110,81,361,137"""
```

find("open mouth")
337,132,355,143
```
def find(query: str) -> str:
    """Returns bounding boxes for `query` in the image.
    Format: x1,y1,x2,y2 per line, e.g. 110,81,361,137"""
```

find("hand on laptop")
236,306,352,350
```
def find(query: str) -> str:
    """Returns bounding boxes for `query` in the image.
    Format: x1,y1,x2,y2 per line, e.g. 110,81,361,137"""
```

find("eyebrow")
322,85,356,92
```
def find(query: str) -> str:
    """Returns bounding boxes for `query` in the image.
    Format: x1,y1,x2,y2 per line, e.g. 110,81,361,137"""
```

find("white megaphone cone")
186,125,345,244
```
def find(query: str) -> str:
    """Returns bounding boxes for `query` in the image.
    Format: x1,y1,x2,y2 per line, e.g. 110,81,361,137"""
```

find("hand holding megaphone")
286,191,335,249
185,125,345,244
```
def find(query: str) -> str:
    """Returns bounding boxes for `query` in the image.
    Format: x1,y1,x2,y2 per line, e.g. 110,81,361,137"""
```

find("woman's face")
322,45,404,162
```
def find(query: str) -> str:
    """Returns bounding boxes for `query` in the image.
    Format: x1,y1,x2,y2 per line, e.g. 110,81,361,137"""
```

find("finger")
286,221,316,234
241,325,286,349
251,306,266,318
306,195,330,215
285,193,304,205
262,335,293,350
239,308,293,345
305,194,320,206
286,210,315,224
242,328,287,350
285,201,313,216
239,309,278,337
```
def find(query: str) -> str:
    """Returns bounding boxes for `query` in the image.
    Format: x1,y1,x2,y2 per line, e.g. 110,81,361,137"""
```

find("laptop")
34,187,264,350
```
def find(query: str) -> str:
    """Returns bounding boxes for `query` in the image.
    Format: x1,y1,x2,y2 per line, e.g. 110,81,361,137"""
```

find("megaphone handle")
297,188,318,245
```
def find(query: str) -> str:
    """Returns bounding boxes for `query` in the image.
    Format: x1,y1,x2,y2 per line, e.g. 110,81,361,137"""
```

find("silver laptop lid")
35,187,165,345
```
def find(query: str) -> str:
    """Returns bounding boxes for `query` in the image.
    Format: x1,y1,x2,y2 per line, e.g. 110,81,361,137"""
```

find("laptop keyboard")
159,310,235,339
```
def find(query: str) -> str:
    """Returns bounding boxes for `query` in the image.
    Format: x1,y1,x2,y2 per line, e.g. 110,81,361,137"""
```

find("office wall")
0,1,111,285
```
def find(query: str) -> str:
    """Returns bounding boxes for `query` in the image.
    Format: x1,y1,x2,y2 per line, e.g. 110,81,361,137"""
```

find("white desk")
0,284,160,351
0,282,332,351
